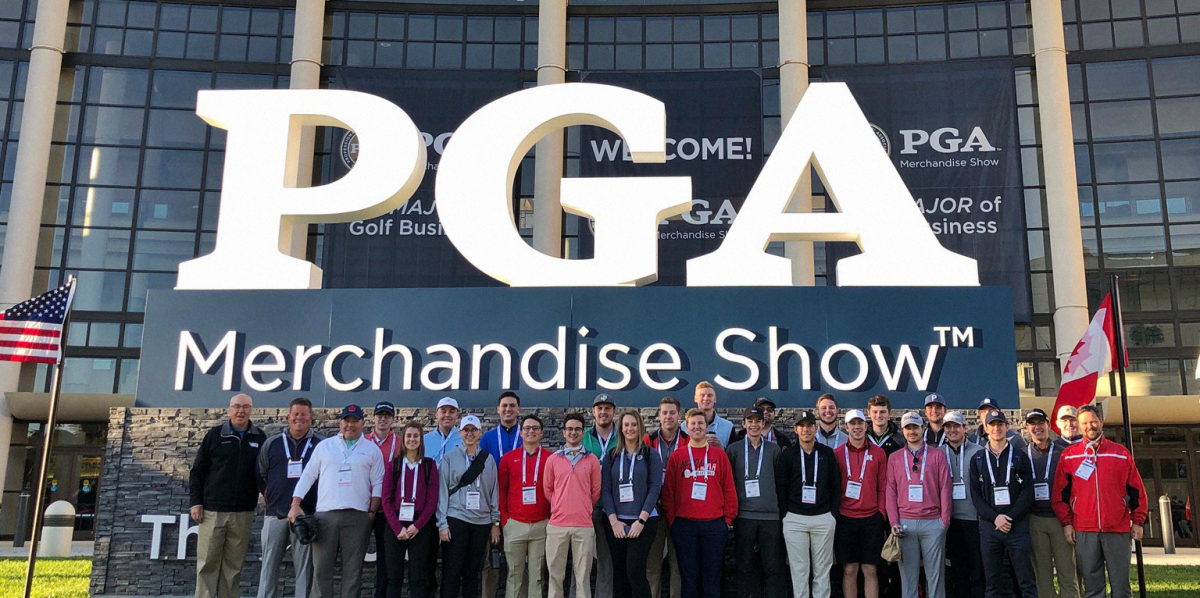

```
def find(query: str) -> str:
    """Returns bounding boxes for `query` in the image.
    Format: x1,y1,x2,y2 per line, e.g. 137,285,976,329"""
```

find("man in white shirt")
289,405,385,598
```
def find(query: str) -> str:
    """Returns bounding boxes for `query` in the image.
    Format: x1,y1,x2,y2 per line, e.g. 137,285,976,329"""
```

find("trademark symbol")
933,326,975,347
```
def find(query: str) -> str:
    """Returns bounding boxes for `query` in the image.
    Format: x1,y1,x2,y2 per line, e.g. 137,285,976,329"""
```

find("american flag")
0,277,76,364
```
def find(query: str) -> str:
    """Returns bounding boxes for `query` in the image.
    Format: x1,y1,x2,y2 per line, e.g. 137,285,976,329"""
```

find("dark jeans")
979,519,1037,598
734,517,787,598
603,516,659,598
440,518,491,598
373,512,390,598
946,518,984,598
670,518,727,598
384,524,437,598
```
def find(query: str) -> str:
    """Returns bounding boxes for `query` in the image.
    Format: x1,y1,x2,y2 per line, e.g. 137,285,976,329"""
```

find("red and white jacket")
1051,436,1148,533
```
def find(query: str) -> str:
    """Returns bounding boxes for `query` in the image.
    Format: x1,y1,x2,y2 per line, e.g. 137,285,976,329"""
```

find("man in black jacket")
778,410,842,598
968,411,1036,598
189,393,266,598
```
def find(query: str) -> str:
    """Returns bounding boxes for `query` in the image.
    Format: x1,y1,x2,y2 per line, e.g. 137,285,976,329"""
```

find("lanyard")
596,428,615,462
687,446,710,480
522,449,543,485
821,427,845,446
501,426,520,454
944,445,966,482
373,432,396,461
844,445,869,483
869,430,889,448
436,430,454,460
745,440,765,480
618,450,638,483
1027,444,1054,481
283,436,311,461
904,446,927,484
399,458,419,501
987,444,1014,486
800,447,819,485
658,430,680,463
340,436,359,465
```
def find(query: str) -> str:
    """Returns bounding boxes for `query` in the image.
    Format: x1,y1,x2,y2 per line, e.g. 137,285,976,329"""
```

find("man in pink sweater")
885,412,952,598
543,413,602,598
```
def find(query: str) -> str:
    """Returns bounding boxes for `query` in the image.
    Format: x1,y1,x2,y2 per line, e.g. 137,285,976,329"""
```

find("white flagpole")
22,276,75,598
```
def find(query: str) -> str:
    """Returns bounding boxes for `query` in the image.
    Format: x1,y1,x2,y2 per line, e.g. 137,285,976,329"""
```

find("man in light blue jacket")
694,381,734,446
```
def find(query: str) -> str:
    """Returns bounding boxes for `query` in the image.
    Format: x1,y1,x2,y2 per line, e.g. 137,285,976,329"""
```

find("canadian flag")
1051,293,1126,433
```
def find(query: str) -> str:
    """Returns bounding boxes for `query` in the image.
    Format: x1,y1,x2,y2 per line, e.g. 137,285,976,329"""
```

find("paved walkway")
0,539,93,558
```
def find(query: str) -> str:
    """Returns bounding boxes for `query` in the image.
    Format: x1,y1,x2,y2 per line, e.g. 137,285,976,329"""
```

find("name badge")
465,491,482,511
619,483,635,503
691,481,708,501
802,485,817,504
523,486,538,505
338,465,353,487
908,484,924,503
1034,482,1050,501
993,486,1011,506
398,502,415,522
1075,461,1095,481
845,481,862,500
287,460,303,479
745,479,761,498
953,482,967,500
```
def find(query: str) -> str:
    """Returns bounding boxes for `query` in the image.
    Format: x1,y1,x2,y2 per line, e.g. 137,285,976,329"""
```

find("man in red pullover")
543,413,602,598
499,415,553,598
1051,406,1148,598
662,408,738,598
834,409,888,598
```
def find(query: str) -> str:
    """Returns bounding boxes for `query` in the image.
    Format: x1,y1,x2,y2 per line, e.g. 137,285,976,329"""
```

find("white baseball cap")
436,397,460,410
943,411,967,426
844,409,867,423
900,412,924,428
460,414,482,430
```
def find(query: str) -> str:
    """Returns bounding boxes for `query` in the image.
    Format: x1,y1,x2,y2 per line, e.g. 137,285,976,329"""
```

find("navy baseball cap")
1024,408,1048,423
924,393,946,407
977,397,999,410
339,404,364,420
374,401,395,415
985,411,1008,425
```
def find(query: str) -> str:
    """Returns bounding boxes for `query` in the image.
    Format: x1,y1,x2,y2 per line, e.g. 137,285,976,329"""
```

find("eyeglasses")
230,404,252,410
522,426,543,432
563,427,584,432
461,428,480,434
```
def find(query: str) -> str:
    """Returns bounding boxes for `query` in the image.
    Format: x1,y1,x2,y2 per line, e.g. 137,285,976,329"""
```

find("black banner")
824,60,1030,321
321,69,523,288
577,70,763,286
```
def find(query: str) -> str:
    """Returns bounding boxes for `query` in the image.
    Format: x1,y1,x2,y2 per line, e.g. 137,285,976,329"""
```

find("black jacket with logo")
189,420,267,512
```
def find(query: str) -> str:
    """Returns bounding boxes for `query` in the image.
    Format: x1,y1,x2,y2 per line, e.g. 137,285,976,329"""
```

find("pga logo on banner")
176,83,979,290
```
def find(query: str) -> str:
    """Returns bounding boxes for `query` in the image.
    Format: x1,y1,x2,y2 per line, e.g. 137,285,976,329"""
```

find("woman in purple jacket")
382,421,440,598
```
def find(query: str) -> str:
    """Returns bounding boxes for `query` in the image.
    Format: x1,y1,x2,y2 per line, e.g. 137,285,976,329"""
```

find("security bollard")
37,501,76,557
1159,495,1175,555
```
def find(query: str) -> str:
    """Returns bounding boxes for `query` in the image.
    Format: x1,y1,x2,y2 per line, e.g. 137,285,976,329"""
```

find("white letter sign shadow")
436,83,692,286
687,83,979,286
177,90,426,289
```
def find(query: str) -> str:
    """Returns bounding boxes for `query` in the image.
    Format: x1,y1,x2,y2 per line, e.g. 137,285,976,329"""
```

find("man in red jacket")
1051,405,1148,598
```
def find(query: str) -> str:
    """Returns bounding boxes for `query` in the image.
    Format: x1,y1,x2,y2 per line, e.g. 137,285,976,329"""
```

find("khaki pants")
195,510,255,598
546,525,596,598
646,519,680,598
505,519,548,598
1030,515,1079,598
782,512,837,598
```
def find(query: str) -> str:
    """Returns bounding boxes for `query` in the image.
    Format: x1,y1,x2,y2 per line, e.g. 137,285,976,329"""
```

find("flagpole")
1109,273,1146,598
22,281,73,598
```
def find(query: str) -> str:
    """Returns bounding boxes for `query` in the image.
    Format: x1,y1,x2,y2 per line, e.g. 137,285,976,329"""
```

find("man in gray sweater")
437,414,501,598
942,412,984,598
727,406,786,598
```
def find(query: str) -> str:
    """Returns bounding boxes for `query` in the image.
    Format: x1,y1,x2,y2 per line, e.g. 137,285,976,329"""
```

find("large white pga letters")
176,83,978,289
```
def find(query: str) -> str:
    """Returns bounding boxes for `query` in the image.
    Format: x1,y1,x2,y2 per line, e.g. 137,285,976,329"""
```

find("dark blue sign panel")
138,287,1016,411
824,59,1031,322
578,70,763,286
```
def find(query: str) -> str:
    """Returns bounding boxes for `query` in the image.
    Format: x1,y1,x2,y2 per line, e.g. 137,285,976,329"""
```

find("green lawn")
1,558,1198,598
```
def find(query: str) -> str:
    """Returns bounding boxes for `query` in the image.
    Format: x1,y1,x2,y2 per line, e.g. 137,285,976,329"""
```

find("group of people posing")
187,385,1148,598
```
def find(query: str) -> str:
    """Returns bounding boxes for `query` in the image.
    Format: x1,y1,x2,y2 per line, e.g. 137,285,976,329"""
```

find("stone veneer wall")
89,405,1026,596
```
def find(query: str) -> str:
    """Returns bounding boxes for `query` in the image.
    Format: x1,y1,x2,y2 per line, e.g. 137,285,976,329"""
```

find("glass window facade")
1,0,1199,396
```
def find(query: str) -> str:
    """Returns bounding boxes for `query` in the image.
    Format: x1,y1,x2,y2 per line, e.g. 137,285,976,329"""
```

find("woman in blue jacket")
601,409,664,598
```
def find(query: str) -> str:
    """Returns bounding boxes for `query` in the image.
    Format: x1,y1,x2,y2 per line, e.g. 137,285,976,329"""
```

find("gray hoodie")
437,445,500,529
943,441,983,521
727,437,783,520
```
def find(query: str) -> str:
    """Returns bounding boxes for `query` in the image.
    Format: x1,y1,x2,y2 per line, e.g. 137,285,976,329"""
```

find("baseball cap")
924,393,946,407
754,397,777,409
900,412,923,428
339,404,364,420
943,411,967,426
743,407,765,420
1024,408,1048,423
977,397,999,410
592,393,616,407
436,397,460,410
843,409,867,423
794,410,816,425
460,414,482,430
1056,405,1078,421
985,411,1008,425
374,401,395,415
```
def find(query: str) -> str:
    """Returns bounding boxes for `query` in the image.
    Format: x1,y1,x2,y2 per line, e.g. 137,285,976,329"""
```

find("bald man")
189,394,267,598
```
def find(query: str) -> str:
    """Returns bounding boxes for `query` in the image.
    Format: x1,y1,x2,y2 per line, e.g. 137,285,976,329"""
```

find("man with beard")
815,394,847,449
